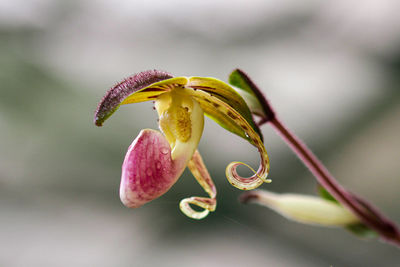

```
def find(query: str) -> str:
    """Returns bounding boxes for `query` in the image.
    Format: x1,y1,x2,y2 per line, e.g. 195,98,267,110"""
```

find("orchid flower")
94,70,270,219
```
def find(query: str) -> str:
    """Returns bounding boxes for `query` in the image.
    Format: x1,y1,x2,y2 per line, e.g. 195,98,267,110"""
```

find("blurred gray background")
1,0,400,266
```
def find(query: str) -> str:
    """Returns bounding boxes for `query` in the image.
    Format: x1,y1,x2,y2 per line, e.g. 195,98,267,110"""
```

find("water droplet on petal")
245,133,250,138
160,147,169,155
156,161,162,169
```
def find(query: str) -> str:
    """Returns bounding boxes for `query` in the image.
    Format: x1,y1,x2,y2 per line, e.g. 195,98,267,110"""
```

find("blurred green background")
1,0,400,266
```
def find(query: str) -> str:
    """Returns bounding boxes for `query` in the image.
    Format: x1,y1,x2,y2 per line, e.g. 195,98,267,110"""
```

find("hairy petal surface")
94,70,174,126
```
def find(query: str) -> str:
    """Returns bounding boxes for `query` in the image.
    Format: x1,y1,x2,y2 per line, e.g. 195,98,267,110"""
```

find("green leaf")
317,186,339,204
317,186,377,239
229,69,258,96
228,69,275,121
346,223,378,239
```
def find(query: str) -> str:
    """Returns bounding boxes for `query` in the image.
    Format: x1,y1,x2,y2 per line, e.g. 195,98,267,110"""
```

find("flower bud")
241,190,360,227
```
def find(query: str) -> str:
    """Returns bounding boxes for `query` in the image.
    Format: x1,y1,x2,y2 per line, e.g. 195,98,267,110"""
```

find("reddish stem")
266,117,400,247
232,68,400,246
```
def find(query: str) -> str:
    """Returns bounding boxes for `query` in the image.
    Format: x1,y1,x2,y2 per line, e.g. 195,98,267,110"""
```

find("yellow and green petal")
180,150,217,220
183,87,271,189
121,77,188,105
186,76,263,140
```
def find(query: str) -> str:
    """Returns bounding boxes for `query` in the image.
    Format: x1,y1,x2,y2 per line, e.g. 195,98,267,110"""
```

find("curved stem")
266,117,400,247
230,68,400,246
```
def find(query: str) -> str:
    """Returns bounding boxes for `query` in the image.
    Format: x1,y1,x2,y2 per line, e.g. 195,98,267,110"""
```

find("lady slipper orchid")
94,70,271,219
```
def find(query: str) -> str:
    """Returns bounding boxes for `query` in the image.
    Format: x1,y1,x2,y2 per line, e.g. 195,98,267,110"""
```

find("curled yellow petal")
180,197,216,220
225,161,269,191
184,88,270,190
180,150,217,219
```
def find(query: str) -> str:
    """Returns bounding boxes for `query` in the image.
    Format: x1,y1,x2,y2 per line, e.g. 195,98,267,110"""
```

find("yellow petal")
187,76,263,140
155,88,204,162
180,150,217,220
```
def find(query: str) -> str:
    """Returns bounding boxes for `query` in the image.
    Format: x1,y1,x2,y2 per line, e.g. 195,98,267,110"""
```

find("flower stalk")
268,116,400,246
234,69,400,247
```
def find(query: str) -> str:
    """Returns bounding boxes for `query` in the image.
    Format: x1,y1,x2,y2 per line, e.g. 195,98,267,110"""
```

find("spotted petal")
183,87,271,189
187,77,263,141
175,77,270,189
180,150,217,219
